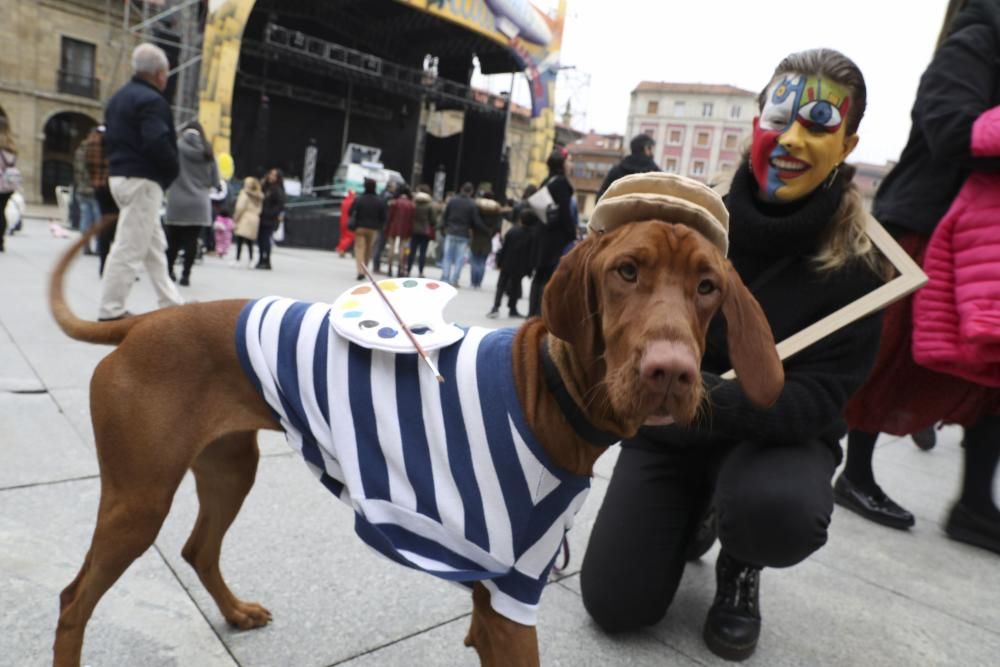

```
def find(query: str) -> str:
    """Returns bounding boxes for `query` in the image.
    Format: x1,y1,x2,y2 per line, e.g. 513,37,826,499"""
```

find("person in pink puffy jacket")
841,0,1000,556
913,108,1000,383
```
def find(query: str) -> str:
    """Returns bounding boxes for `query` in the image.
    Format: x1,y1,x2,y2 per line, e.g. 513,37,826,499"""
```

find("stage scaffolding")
109,0,204,126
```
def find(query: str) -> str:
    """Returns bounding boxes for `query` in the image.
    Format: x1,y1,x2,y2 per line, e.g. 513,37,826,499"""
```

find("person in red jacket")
840,0,1000,557
385,186,415,277
336,189,356,257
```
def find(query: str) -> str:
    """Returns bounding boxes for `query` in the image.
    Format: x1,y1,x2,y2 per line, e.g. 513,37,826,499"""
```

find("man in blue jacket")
439,182,486,287
97,43,184,321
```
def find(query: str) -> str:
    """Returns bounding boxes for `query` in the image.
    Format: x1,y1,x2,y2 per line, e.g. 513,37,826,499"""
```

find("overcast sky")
475,0,949,166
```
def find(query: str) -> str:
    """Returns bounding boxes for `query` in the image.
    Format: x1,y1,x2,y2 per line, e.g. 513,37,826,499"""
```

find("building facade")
627,82,756,184
568,131,623,220
500,99,583,202
0,0,140,203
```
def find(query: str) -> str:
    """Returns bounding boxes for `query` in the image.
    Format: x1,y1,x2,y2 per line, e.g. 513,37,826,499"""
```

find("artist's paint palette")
330,278,465,352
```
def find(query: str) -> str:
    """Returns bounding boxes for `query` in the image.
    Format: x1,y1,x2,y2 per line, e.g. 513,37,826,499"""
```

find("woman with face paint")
841,0,1000,555
581,49,889,662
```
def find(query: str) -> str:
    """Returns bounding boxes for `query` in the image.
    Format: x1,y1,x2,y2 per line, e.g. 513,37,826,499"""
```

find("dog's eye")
697,279,717,295
617,262,638,282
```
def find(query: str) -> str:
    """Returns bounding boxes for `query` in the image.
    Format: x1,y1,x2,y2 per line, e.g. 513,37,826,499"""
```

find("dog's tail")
49,216,143,345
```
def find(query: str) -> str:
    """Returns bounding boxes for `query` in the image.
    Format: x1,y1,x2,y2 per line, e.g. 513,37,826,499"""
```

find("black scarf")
725,161,843,270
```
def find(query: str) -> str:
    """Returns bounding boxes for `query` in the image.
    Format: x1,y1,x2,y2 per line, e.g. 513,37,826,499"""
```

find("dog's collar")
540,337,622,447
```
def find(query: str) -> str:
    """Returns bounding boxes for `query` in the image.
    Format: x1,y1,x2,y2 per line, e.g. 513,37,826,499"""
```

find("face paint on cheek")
751,74,857,202
750,117,783,198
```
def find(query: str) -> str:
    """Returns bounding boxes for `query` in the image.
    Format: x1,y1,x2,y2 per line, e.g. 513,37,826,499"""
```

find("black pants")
165,225,202,279
580,438,836,633
258,224,275,265
371,229,387,272
97,217,119,276
407,234,431,275
234,235,254,261
0,192,10,250
201,225,215,254
492,270,524,311
95,187,119,276
528,262,557,317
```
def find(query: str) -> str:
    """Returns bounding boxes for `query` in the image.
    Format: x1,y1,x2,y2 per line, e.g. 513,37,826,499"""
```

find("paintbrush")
359,263,445,383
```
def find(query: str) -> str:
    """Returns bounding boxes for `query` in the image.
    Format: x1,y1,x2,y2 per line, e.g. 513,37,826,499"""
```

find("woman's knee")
580,562,676,633
580,530,683,631
718,486,831,568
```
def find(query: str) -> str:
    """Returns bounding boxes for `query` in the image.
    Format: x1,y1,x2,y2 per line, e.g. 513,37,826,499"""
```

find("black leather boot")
703,550,761,661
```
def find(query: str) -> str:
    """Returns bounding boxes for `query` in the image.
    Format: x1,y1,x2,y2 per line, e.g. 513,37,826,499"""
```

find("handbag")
272,214,286,243
0,150,21,194
527,178,560,225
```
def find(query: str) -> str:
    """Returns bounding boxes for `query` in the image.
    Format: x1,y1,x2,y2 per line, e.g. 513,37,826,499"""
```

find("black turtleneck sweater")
631,163,885,459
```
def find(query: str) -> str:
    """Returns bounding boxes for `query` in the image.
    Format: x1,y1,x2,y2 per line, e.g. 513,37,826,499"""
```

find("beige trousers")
98,177,184,319
354,228,378,277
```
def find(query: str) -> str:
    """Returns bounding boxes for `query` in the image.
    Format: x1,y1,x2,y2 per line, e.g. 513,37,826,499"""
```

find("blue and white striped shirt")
236,297,591,625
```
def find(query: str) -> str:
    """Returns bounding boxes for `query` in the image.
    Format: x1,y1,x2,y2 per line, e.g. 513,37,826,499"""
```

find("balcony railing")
57,70,101,99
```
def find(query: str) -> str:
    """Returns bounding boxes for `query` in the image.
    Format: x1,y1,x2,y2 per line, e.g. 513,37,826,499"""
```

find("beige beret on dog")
588,172,730,255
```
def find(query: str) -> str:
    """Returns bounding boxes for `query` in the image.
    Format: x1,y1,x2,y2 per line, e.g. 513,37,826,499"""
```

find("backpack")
84,131,109,190
0,150,22,194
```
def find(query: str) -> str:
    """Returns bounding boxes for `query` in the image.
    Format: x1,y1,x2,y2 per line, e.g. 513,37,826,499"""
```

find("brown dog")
49,213,782,666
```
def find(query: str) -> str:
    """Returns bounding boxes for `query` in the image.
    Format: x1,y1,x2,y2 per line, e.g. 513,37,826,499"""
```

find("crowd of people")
0,43,288,320
338,145,584,319
6,45,586,322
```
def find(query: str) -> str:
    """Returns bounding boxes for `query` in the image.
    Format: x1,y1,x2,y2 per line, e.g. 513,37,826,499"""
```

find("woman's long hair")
181,120,214,162
762,49,889,278
265,168,284,192
936,0,971,51
0,115,17,154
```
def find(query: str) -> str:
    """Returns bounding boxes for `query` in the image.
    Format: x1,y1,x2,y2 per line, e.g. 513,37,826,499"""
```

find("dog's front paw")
225,600,273,630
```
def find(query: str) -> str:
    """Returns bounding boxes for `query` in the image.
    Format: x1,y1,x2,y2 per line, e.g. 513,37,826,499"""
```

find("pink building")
567,131,625,219
627,82,757,183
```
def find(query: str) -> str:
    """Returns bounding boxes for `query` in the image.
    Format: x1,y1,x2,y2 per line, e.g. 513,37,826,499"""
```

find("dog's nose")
640,341,698,393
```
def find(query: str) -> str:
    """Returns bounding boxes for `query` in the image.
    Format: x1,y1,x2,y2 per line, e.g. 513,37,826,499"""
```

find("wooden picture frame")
721,216,928,380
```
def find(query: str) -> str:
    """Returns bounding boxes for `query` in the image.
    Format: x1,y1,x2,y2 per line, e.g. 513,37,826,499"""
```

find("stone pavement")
2,214,998,667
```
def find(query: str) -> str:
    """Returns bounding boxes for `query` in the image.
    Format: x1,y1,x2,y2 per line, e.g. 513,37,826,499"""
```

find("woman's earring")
823,164,842,190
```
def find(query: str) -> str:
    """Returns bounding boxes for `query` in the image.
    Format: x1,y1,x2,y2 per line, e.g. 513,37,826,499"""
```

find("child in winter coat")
486,205,537,318
213,208,235,258
233,177,263,266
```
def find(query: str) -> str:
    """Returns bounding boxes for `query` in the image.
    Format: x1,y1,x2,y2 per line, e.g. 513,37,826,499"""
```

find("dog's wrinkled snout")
640,340,698,394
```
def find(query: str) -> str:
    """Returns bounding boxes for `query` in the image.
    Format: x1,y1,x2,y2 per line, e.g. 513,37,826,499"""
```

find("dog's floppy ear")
721,263,784,407
543,236,602,357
